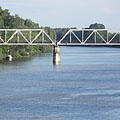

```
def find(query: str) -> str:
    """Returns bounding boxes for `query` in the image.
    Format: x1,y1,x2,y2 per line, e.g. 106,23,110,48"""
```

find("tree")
89,23,105,29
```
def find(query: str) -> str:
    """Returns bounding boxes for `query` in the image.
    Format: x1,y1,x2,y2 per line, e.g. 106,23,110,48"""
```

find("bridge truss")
58,29,120,46
0,29,120,46
0,29,55,45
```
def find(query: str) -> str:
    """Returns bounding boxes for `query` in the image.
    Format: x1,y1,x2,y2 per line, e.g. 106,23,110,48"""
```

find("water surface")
0,46,120,120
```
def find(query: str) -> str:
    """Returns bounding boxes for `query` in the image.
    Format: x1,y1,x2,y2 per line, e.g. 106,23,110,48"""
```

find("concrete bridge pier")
53,45,60,65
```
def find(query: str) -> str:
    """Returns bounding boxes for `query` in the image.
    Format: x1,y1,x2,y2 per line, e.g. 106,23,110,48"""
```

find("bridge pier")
53,45,60,65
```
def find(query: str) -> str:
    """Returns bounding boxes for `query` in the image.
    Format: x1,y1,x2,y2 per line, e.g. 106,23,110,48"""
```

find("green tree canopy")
89,23,105,29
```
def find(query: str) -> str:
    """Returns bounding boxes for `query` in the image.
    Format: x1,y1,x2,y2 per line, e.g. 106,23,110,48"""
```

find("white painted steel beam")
71,31,81,43
84,31,95,43
0,43,55,45
97,31,107,43
58,29,120,45
0,29,55,45
109,32,119,43
59,43,120,46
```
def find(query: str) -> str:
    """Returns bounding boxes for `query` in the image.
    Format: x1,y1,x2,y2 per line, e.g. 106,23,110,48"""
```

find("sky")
0,0,120,30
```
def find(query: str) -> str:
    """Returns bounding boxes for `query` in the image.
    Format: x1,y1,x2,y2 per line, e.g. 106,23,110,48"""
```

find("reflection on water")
0,47,120,120
53,61,61,68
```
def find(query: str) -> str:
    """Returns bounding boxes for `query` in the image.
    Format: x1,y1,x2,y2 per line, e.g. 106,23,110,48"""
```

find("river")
0,46,120,120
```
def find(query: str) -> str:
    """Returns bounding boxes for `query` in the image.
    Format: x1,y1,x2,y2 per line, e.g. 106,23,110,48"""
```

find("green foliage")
89,23,105,29
1,46,10,55
13,53,22,59
20,49,29,56
24,19,39,29
39,45,52,53
0,48,3,59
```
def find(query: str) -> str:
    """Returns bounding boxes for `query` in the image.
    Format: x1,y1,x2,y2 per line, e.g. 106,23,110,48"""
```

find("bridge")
0,29,120,46
0,29,55,45
58,29,120,46
0,29,120,64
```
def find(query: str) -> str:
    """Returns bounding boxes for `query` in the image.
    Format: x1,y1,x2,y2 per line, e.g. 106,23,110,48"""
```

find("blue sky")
0,0,120,30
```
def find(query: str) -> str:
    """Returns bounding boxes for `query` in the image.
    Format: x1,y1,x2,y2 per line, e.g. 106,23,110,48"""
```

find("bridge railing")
0,29,55,45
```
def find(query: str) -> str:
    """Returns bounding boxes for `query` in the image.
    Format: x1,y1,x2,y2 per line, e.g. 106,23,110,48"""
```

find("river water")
0,46,120,120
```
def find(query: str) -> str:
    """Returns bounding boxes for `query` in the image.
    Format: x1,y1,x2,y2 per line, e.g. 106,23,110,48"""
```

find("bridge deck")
0,43,55,45
59,43,120,46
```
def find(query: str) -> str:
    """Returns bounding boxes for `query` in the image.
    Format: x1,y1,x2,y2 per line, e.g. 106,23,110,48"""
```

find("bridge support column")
53,45,60,65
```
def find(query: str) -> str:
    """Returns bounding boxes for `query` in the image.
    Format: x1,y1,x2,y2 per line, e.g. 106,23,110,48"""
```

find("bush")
20,50,29,56
13,53,22,59
0,48,3,60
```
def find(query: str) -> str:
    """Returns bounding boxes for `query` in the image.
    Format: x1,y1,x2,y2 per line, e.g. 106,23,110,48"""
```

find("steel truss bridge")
0,29,55,45
0,29,120,46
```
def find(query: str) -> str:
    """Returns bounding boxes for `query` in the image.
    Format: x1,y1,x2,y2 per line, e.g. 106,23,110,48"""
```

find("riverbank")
0,45,53,61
